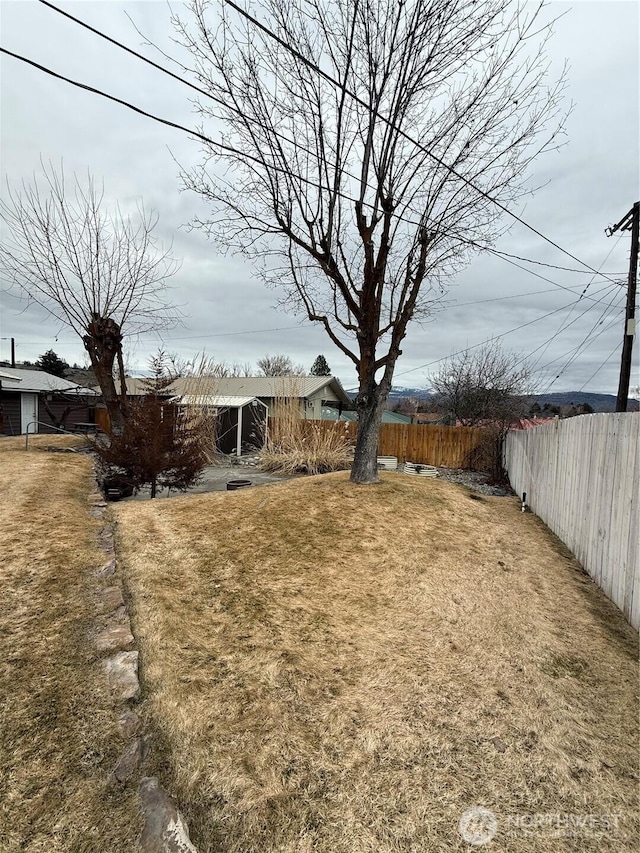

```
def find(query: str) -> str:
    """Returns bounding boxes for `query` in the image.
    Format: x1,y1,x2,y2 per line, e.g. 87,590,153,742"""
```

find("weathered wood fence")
503,413,639,629
306,420,489,468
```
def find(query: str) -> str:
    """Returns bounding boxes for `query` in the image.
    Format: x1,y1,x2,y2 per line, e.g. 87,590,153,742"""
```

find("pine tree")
35,349,69,378
310,354,331,376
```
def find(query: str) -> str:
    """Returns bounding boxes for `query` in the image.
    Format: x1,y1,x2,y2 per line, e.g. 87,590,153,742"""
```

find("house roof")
120,375,351,404
172,394,267,409
412,412,447,424
321,407,412,424
0,367,98,395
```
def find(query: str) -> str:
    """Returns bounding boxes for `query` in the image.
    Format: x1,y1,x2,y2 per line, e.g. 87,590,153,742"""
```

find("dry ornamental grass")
114,471,639,853
259,395,352,475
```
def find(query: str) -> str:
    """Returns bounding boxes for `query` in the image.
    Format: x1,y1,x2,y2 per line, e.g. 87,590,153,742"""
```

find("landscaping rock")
118,708,142,738
113,736,148,783
104,651,140,701
139,777,198,853
96,558,116,579
100,524,115,552
95,620,134,652
97,585,124,612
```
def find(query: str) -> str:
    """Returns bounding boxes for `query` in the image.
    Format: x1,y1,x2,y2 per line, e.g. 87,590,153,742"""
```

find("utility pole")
606,202,639,412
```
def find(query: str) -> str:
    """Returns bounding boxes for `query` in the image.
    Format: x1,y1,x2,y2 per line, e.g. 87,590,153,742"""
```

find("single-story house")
321,406,412,424
0,367,98,435
95,375,352,455
111,375,350,419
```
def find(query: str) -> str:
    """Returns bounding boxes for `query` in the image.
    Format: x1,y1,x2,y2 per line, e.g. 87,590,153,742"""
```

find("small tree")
310,355,331,376
35,349,69,378
94,351,213,498
257,354,306,377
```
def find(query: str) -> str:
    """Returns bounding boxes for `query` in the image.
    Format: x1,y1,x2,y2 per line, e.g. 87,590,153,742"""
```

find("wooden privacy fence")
297,420,489,468
503,413,639,629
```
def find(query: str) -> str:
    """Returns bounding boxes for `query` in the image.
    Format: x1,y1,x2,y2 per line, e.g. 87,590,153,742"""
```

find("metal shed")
173,394,268,457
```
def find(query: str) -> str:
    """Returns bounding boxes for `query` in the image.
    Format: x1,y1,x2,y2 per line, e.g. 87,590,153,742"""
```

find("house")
95,375,352,455
322,406,413,424
114,375,351,419
0,367,98,435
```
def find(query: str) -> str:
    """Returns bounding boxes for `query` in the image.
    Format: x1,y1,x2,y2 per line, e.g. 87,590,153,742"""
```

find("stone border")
87,485,199,852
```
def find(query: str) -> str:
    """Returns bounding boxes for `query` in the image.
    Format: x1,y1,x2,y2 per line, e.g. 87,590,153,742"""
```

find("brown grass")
114,473,638,852
0,439,140,852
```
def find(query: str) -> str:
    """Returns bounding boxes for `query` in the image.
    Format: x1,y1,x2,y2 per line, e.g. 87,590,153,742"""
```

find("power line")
535,308,623,376
393,288,617,379
537,293,624,392
34,0,621,291
448,282,603,309
515,238,624,372
578,343,620,392
223,0,619,285
2,41,616,313
157,323,315,342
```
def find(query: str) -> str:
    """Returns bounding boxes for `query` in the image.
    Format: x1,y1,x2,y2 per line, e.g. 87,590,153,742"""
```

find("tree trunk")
350,379,390,484
151,476,157,499
82,315,127,435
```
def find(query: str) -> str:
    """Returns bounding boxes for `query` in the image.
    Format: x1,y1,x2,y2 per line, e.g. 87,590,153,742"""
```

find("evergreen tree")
35,349,69,378
310,354,331,376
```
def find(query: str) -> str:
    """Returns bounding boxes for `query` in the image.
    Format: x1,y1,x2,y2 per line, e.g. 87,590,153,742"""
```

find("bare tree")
257,354,307,376
172,0,566,482
0,164,179,433
430,340,532,426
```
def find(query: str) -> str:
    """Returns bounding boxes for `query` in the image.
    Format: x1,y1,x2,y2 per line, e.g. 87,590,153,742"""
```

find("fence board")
304,419,489,469
504,413,639,629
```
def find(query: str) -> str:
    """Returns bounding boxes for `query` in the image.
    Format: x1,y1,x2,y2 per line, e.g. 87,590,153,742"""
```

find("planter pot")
226,479,252,491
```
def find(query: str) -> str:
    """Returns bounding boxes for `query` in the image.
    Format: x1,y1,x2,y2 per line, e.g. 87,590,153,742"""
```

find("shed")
173,394,268,457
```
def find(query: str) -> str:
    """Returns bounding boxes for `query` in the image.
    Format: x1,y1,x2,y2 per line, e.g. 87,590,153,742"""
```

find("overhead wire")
577,344,620,392
32,0,623,296
223,0,620,285
4,4,627,390
1,40,617,317
523,236,624,372
392,281,619,379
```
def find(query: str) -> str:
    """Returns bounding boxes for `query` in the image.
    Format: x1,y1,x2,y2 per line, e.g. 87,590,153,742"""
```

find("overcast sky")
1,0,638,394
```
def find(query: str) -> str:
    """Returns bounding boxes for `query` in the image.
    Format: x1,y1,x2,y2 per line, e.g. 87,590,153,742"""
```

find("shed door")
21,393,38,434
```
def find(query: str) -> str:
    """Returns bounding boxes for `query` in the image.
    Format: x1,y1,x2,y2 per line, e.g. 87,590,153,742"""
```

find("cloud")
1,0,637,394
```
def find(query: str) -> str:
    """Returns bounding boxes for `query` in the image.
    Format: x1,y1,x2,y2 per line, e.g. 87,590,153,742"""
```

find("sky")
0,0,638,394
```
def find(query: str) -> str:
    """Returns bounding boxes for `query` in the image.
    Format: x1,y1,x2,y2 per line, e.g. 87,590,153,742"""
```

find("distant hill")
526,392,639,412
385,386,639,413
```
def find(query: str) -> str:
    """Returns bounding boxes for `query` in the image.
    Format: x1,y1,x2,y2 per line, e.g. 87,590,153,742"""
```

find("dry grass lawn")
0,436,140,852
114,472,638,852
